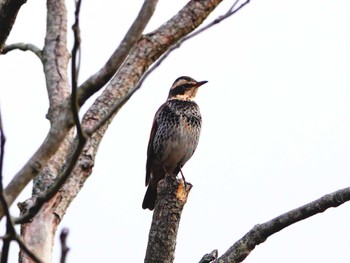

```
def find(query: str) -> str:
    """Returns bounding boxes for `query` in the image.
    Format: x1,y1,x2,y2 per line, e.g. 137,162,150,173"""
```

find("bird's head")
167,76,208,101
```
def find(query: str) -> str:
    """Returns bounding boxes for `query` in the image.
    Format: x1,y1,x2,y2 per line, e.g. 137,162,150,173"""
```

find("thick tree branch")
144,176,191,263
214,187,350,262
43,0,70,123
76,0,159,107
0,0,27,51
1,42,43,61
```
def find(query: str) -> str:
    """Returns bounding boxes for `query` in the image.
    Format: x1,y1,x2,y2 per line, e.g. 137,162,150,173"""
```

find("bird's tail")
142,185,157,210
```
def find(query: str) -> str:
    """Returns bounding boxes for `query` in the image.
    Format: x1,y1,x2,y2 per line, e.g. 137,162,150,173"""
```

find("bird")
142,76,207,210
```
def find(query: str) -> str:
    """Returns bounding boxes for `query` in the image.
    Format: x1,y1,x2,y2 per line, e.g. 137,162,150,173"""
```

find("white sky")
1,0,350,262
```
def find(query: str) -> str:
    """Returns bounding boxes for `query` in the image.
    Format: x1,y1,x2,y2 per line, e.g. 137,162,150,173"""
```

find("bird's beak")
196,80,208,87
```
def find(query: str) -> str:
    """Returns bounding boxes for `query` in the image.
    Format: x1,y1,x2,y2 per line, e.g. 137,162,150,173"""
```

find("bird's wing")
145,103,166,186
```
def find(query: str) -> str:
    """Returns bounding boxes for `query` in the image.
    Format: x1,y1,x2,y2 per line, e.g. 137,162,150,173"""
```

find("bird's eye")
170,85,187,96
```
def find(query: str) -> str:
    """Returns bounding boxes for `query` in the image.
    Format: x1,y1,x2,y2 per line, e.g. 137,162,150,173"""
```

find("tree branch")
76,0,159,107
214,186,350,262
144,176,192,263
71,0,85,140
1,42,43,61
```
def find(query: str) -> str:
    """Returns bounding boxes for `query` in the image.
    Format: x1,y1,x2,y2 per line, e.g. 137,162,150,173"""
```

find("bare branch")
43,0,70,122
215,187,350,262
76,0,159,107
0,0,27,51
59,228,70,263
1,42,43,61
71,0,85,140
144,176,191,263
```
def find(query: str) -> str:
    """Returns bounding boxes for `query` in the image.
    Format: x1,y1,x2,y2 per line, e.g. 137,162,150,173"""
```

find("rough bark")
144,176,191,263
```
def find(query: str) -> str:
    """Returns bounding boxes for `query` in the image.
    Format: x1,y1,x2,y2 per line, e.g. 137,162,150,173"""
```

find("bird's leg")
179,167,188,188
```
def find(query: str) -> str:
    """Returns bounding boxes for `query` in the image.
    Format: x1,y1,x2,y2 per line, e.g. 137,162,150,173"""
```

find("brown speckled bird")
142,76,207,210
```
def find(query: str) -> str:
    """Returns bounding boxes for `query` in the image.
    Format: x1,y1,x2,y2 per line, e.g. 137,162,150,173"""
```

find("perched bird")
142,76,207,210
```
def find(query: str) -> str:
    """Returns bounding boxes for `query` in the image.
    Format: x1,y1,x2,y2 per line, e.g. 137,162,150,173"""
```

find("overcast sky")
1,0,350,262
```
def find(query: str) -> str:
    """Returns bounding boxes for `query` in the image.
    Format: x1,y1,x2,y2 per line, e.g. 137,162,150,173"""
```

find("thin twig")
71,0,85,140
59,228,70,263
1,43,43,61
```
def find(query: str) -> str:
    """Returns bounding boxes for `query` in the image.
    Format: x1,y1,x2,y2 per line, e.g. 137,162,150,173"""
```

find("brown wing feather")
145,103,166,186
145,118,157,186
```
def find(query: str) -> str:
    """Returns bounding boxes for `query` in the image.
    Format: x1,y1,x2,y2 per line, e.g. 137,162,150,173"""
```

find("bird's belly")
155,124,200,172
